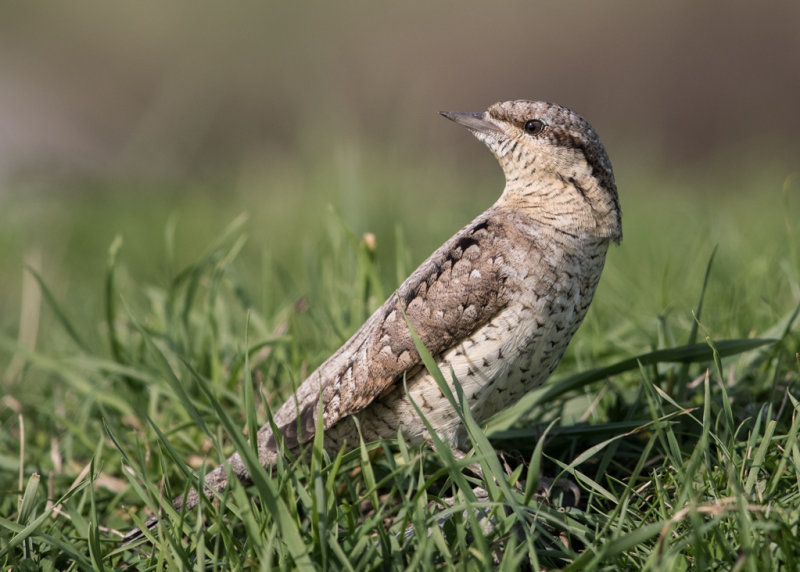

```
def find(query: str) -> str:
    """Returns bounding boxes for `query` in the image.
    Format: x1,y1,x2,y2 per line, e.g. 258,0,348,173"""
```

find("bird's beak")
440,111,502,135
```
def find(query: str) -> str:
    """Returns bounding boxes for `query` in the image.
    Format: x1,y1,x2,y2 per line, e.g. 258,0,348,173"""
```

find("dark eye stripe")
553,130,617,198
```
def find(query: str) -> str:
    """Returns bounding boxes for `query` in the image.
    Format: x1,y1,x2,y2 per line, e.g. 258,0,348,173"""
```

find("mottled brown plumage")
123,100,621,542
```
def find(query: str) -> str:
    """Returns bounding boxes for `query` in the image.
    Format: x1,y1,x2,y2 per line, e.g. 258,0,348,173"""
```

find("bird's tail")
120,452,249,544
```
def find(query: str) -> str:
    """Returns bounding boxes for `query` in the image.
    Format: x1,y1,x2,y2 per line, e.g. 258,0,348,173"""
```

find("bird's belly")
438,296,583,427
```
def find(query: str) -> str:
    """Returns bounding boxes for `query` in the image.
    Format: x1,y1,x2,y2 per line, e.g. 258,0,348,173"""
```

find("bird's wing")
270,211,527,449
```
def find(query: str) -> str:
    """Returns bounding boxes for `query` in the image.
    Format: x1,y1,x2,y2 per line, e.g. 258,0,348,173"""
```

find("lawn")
1,149,798,569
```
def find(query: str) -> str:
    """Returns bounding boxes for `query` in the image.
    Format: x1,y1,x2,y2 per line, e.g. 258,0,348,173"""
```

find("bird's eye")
523,119,545,135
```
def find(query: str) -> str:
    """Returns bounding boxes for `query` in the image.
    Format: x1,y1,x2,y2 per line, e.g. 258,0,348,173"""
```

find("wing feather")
270,209,522,449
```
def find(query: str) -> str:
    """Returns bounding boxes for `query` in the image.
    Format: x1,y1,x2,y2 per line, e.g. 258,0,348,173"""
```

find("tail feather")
121,452,250,544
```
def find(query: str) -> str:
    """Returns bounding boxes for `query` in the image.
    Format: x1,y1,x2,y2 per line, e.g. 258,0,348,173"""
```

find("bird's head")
441,100,622,244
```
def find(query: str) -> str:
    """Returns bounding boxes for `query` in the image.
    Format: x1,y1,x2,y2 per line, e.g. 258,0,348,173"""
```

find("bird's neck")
497,171,621,244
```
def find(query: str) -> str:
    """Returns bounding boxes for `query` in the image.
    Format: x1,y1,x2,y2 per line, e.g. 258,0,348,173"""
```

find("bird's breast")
440,237,609,424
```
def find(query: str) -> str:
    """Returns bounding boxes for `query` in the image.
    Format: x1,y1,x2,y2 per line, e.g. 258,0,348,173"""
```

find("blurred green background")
1,1,798,365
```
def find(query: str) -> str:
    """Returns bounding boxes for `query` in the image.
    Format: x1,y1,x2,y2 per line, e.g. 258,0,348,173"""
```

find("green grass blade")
180,358,315,570
493,338,778,430
675,246,717,396
767,393,800,496
523,418,558,504
25,265,88,352
243,313,260,458
0,477,89,559
87,457,106,572
132,313,210,436
17,472,40,524
105,235,126,365
563,521,666,571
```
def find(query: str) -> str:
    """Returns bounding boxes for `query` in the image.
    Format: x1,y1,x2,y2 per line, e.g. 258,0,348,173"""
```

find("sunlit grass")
0,162,799,569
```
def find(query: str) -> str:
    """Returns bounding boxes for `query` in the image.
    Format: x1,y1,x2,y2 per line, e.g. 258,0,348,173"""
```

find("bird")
123,99,622,542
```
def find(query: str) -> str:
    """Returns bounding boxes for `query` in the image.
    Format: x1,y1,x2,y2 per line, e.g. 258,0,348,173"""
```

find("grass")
1,158,799,569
